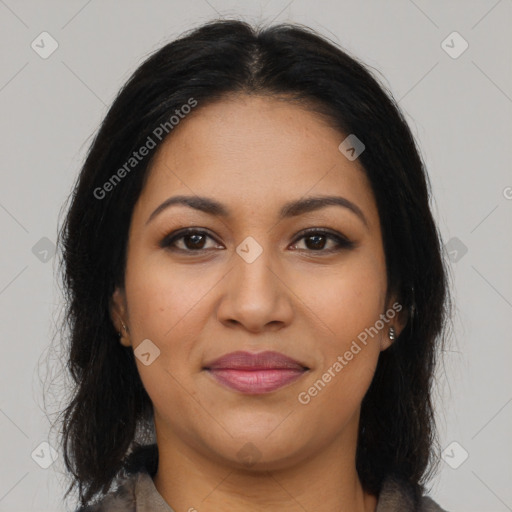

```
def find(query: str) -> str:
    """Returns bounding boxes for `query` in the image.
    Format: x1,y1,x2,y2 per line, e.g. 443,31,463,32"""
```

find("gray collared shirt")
77,469,449,511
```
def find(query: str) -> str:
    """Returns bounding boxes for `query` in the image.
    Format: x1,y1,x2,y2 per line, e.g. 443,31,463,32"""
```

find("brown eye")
160,229,222,252
290,229,355,253
304,234,328,250
182,232,207,250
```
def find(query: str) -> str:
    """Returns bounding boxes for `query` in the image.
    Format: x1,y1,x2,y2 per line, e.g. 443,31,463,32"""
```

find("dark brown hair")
52,18,451,508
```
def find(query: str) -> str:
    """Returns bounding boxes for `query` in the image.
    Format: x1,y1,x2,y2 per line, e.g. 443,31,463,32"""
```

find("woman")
56,18,451,512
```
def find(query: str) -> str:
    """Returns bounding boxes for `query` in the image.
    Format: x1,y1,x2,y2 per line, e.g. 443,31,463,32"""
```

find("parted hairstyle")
54,18,452,508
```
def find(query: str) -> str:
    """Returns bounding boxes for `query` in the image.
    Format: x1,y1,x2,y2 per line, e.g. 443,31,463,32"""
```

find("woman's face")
111,94,403,470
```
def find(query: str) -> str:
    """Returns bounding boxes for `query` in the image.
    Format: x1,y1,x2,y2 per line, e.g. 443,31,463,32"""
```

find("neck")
152,419,377,512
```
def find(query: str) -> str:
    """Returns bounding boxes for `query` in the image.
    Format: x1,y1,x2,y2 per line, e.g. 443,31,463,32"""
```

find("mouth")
203,350,309,394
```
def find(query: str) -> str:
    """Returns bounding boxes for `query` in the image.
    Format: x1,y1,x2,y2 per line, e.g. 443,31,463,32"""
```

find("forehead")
134,94,379,229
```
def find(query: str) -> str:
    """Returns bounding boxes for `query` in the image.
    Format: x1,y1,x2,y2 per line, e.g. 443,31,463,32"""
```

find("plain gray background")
1,1,511,511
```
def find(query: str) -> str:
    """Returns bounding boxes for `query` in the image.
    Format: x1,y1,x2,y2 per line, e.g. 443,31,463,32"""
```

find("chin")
202,425,316,472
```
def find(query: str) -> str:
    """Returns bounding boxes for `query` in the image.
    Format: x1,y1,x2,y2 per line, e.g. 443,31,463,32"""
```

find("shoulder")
418,495,450,512
74,443,159,512
74,469,175,512
74,473,138,512
377,474,450,512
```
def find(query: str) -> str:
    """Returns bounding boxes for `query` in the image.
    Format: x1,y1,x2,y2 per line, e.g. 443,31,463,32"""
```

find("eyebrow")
145,194,369,228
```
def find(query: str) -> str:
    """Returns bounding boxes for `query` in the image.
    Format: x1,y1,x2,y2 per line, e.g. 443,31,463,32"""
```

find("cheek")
124,259,215,428
293,250,387,402
296,250,387,338
125,255,219,340
124,256,223,394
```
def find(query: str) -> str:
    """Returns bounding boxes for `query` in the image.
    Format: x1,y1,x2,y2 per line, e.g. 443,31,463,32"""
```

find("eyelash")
159,227,355,255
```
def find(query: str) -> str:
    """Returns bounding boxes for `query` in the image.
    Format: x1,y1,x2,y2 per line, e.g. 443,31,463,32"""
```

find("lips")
203,351,309,394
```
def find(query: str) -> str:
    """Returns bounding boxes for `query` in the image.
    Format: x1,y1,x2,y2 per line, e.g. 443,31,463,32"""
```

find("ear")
380,295,408,352
109,287,131,347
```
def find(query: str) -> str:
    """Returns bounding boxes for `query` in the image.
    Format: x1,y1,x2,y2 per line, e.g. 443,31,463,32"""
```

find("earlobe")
380,295,409,351
380,326,396,351
109,287,131,347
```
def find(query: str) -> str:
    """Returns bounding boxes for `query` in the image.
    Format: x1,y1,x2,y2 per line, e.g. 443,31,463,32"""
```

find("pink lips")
203,351,309,394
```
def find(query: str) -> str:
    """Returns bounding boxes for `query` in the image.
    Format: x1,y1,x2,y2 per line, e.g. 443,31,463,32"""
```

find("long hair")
53,18,451,507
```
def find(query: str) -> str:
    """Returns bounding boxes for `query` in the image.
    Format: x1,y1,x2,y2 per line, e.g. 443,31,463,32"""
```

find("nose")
216,243,294,333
